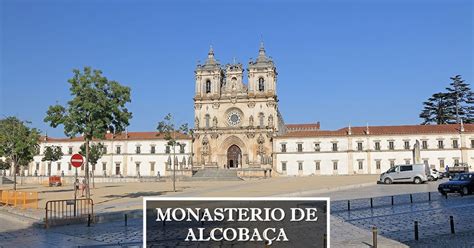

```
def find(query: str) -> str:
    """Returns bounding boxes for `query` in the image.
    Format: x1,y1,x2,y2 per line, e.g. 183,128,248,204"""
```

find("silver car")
380,164,429,184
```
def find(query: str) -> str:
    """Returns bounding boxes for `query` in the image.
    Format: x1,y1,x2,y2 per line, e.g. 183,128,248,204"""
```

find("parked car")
438,173,474,196
446,163,469,178
428,169,440,181
380,164,429,184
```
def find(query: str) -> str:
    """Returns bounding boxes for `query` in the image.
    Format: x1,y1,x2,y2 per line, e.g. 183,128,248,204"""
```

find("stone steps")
189,169,242,181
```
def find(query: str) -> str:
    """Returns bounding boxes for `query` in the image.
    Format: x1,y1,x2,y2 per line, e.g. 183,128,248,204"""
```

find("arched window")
205,114,210,128
258,78,265,92
205,80,211,93
259,113,265,128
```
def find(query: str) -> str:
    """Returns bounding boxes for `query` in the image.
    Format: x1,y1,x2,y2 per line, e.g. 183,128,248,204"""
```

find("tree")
445,75,474,123
157,113,189,192
44,67,132,198
41,146,63,176
80,142,105,187
0,117,40,190
0,158,12,176
420,92,453,124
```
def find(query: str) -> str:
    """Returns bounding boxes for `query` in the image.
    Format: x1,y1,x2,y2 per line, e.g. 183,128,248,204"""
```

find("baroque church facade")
193,44,285,171
8,44,474,179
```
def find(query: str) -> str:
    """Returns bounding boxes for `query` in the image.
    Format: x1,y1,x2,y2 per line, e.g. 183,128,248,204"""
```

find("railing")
0,190,38,209
45,198,94,228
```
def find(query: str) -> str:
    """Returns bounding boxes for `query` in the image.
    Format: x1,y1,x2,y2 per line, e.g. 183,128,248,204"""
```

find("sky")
1,0,473,137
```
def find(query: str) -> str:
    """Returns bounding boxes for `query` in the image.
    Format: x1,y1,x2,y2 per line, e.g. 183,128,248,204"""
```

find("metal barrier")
45,198,94,228
0,190,38,209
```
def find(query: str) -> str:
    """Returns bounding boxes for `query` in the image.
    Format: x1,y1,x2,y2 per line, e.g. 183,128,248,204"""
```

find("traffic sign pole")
70,154,84,217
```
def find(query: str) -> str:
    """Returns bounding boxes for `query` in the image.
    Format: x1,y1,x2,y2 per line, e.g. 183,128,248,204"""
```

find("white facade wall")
25,138,192,177
274,132,474,176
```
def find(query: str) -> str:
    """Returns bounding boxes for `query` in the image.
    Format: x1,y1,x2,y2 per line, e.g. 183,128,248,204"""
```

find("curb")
273,182,377,197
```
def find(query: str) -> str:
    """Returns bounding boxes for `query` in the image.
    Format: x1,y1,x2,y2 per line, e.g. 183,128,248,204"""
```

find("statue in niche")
213,117,218,128
195,117,199,129
268,115,274,128
249,115,254,127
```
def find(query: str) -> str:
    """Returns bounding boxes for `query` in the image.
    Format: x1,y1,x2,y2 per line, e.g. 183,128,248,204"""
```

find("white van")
380,164,429,184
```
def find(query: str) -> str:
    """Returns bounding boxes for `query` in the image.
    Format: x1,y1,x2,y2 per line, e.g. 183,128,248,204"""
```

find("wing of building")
3,45,474,178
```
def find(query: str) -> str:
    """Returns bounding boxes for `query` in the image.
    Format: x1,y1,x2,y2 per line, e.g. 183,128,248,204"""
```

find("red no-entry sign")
70,154,84,168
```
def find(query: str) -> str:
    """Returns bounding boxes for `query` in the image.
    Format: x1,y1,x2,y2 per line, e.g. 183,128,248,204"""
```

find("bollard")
372,226,378,248
347,200,351,211
410,194,413,203
125,214,128,226
323,233,327,247
414,221,419,241
87,214,91,227
428,192,431,201
370,198,373,208
391,196,394,205
450,216,455,234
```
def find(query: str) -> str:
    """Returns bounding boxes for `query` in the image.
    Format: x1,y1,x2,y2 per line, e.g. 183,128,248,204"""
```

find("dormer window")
205,80,211,93
258,78,265,92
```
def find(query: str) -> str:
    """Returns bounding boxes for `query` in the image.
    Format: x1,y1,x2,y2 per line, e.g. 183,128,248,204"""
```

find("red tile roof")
281,124,474,138
286,122,320,131
41,131,191,143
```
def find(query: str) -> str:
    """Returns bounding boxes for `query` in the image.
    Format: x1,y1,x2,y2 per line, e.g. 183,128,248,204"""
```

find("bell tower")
248,42,277,98
195,46,224,99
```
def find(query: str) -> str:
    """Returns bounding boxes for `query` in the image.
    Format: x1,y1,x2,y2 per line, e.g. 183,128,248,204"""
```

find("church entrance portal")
227,145,241,169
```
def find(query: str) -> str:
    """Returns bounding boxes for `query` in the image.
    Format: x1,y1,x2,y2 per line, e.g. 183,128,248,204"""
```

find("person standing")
81,178,86,197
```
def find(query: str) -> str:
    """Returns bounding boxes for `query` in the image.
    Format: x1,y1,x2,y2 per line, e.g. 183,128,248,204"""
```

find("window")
205,114,210,128
314,143,320,152
68,147,73,155
405,159,410,165
375,142,381,151
332,143,338,152
422,140,428,149
258,78,265,92
281,144,286,152
376,160,381,170
57,162,61,171
259,113,264,128
115,163,121,175
400,165,413,171
36,162,40,171
297,143,303,152
333,161,338,170
404,141,410,150
471,140,474,148
390,160,395,168
150,162,155,172
438,140,444,149
453,140,459,149
180,144,185,153
165,146,170,154
439,159,445,169
281,162,287,171
315,161,320,171
151,145,156,154
116,146,121,154
103,146,107,154
136,146,141,154
205,80,211,93
102,162,107,171
358,161,363,170
357,142,363,151
298,162,303,171
388,141,395,150
454,159,459,166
